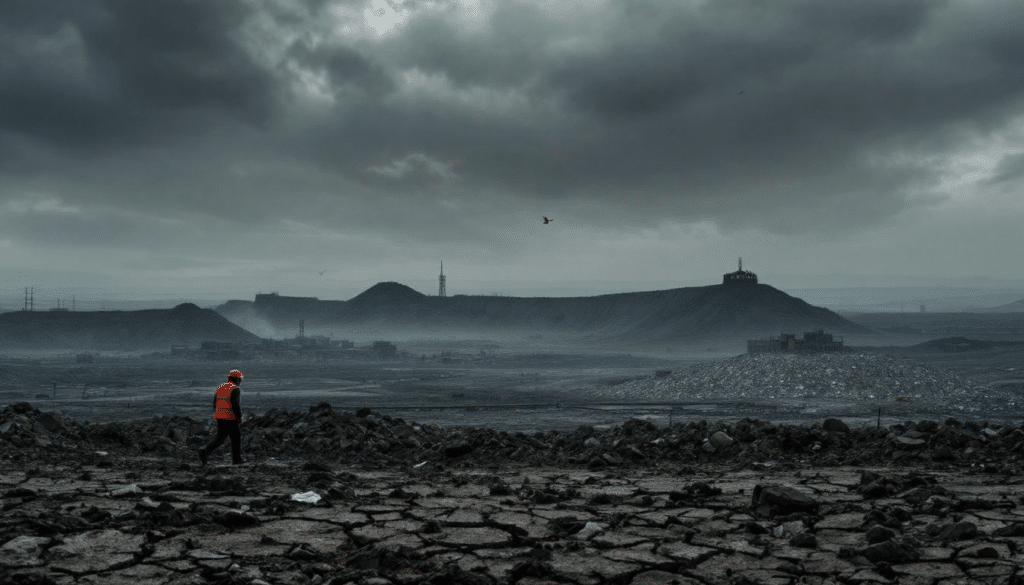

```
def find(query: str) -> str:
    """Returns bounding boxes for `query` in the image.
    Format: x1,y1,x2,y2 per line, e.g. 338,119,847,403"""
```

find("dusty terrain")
2,310,1024,584
3,401,1024,585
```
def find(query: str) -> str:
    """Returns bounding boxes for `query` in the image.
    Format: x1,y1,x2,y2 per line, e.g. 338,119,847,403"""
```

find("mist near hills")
984,297,1024,313
216,281,868,343
0,303,261,350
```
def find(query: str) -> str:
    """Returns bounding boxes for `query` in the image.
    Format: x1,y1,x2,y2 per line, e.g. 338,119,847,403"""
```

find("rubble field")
4,401,1024,584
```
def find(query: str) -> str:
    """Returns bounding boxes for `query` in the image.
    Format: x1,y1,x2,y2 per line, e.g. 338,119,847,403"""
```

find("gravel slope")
583,352,992,402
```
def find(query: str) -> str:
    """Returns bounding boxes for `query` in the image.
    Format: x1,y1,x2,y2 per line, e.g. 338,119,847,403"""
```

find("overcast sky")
2,0,1024,307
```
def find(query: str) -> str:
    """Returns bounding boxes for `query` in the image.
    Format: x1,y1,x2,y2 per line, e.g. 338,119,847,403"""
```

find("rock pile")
4,402,1024,475
586,352,991,402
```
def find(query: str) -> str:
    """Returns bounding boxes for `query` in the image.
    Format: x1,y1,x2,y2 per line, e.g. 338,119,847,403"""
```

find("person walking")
198,369,244,465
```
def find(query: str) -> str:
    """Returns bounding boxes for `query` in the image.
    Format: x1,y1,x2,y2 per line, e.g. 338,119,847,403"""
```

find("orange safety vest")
213,382,238,420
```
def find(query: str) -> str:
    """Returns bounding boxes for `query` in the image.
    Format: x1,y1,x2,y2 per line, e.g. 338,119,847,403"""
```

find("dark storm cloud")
2,0,1024,242
0,0,276,152
988,153,1024,184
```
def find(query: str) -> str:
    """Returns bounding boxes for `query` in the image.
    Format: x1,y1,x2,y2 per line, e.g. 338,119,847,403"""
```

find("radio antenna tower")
438,261,446,297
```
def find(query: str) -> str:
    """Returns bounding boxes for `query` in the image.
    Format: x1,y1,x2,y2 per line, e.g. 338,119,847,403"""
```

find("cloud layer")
2,0,1023,299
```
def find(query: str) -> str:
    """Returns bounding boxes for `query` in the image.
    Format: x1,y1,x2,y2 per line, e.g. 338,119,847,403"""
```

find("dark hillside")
985,297,1024,312
626,283,861,339
0,303,262,349
216,282,868,341
347,282,426,308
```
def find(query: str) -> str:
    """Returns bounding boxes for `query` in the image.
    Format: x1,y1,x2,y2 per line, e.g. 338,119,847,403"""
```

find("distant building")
371,341,397,359
723,257,758,284
747,330,844,354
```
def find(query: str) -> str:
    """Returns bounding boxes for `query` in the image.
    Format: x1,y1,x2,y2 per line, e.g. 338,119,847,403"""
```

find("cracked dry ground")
3,457,1024,585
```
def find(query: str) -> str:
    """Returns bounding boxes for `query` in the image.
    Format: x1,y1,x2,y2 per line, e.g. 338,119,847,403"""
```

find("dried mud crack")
3,402,1024,584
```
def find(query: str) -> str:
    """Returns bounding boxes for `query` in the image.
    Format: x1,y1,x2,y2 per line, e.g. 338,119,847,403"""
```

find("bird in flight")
543,216,552,224
318,270,327,276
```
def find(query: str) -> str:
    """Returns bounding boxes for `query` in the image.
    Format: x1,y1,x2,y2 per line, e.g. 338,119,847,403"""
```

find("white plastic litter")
290,491,321,504
413,461,427,468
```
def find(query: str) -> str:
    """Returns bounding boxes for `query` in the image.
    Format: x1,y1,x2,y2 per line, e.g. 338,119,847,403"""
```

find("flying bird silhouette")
543,217,552,224
317,270,327,276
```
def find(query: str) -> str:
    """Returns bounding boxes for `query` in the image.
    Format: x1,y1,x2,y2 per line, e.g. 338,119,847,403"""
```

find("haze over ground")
2,0,1024,309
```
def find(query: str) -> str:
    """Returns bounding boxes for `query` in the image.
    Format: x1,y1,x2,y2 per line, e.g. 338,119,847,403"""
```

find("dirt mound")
347,281,427,308
0,304,261,349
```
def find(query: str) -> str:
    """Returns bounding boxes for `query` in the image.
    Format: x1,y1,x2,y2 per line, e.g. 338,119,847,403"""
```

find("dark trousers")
203,419,242,464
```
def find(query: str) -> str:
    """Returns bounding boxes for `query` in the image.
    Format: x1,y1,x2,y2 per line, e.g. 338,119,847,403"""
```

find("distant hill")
348,282,427,308
0,303,262,349
983,297,1024,312
216,282,869,341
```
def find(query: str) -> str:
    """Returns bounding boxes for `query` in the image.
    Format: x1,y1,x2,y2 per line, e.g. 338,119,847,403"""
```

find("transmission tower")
438,261,446,297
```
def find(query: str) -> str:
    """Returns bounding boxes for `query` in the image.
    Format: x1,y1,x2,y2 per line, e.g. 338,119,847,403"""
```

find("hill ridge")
216,281,869,341
0,305,262,349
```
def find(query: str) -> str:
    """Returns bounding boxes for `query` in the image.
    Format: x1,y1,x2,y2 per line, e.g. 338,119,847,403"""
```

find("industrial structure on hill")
723,257,758,284
747,330,845,354
212,259,869,343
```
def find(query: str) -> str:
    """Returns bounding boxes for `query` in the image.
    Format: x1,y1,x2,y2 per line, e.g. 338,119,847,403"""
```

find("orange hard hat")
228,369,243,380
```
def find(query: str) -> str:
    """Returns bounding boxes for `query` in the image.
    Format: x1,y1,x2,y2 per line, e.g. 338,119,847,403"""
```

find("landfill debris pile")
4,402,1024,474
587,352,989,402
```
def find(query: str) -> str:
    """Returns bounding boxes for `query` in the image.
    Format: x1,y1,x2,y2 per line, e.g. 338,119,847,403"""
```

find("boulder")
709,431,734,450
822,418,850,434
862,538,920,565
751,485,819,517
936,521,977,542
0,536,51,568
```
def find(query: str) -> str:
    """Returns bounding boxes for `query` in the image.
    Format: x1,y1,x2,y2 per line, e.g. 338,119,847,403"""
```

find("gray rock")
752,484,819,516
866,525,897,544
46,529,144,575
0,536,51,568
862,538,920,564
789,532,817,548
822,418,850,433
709,431,734,450
37,412,64,433
936,521,977,542
894,436,926,447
